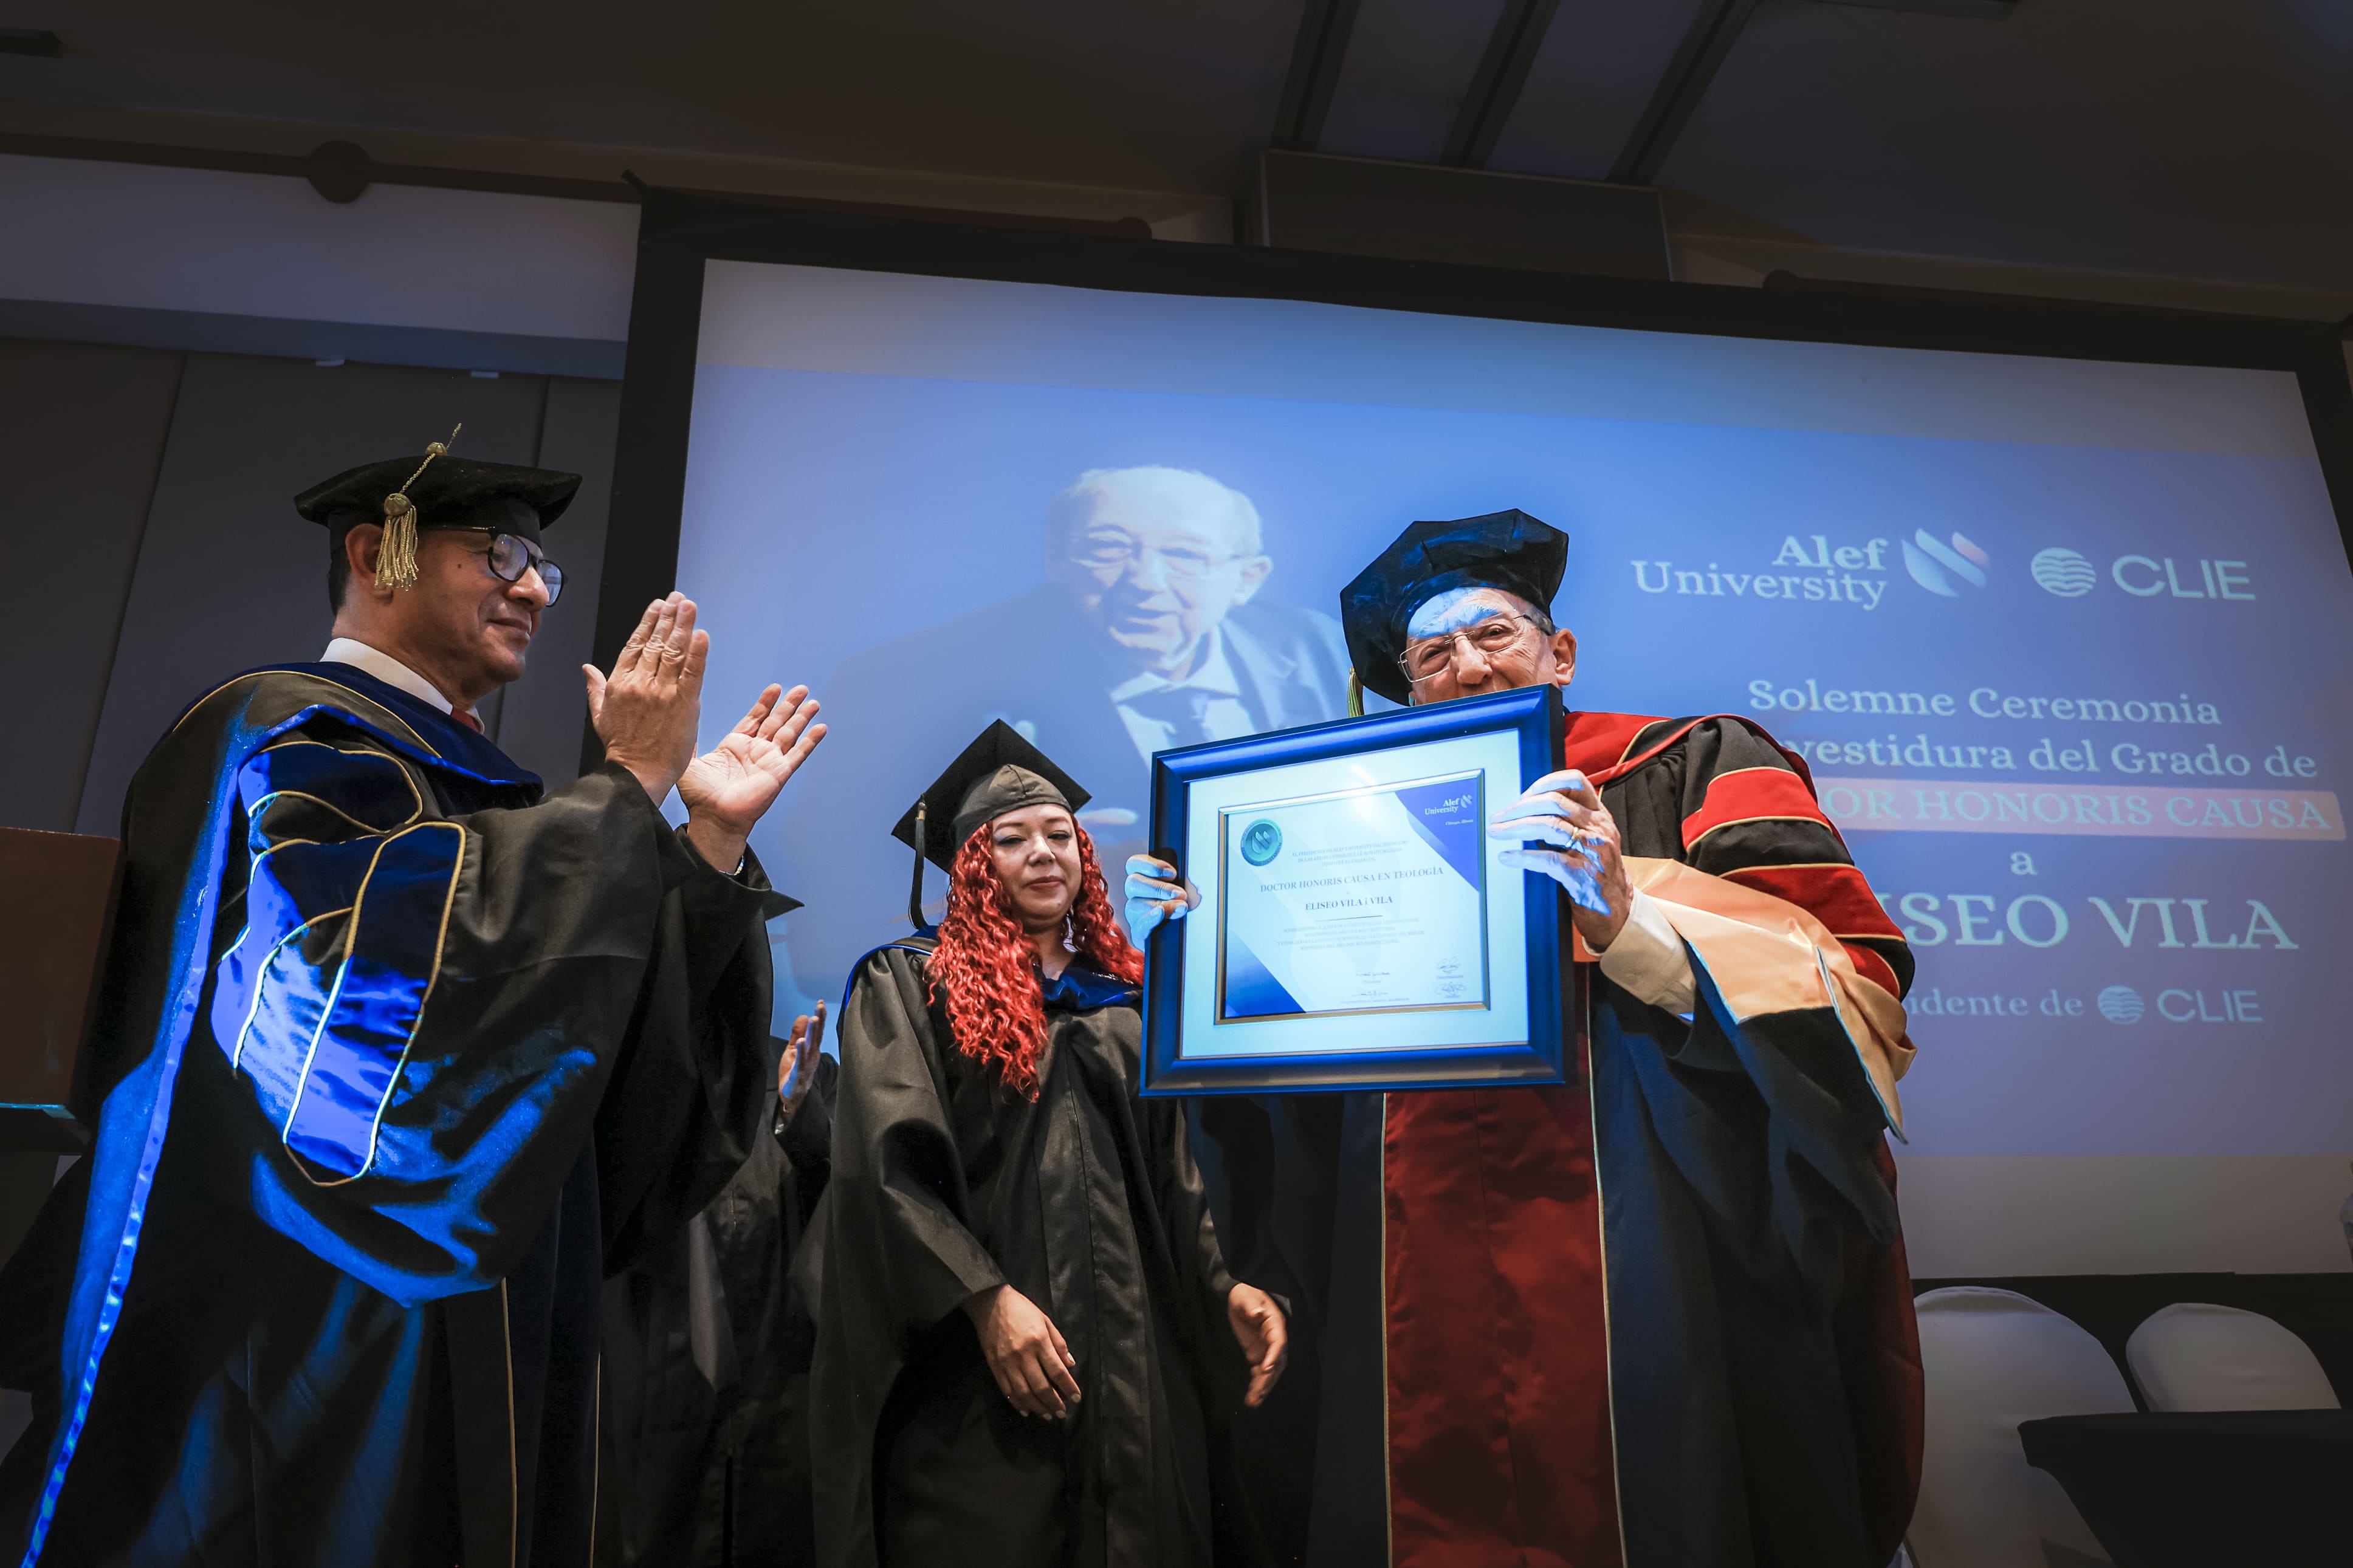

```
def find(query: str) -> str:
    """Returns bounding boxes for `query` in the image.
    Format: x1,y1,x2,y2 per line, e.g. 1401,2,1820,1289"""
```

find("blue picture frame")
1139,683,1581,1096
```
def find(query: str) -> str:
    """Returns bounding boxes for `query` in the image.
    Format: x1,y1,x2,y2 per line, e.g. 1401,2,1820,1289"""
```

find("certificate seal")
1240,820,1283,866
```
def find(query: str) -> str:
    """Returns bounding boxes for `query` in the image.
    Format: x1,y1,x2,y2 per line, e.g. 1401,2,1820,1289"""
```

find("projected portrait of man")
777,464,1349,1000
1046,466,1330,756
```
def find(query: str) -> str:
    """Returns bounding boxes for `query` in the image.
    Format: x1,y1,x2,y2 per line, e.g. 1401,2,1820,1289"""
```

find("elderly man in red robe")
1130,510,1923,1568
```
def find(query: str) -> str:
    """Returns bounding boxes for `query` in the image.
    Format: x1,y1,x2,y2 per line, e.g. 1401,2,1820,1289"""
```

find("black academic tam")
890,719,1093,926
1338,508,1568,706
295,452,581,544
890,719,1092,871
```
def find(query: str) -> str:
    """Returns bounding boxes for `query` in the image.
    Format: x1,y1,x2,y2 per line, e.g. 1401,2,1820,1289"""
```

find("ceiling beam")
1271,0,1365,151
1608,0,1759,185
1442,0,1565,168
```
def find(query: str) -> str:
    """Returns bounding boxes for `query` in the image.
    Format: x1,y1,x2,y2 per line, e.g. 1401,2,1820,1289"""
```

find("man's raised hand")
583,593,707,806
679,683,825,871
1489,768,1633,951
1123,854,1200,949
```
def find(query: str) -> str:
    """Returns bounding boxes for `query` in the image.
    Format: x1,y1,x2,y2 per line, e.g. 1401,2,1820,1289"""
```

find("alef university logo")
1903,530,1990,597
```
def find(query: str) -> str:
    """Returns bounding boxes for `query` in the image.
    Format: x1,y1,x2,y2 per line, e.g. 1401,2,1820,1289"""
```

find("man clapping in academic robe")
0,440,824,1566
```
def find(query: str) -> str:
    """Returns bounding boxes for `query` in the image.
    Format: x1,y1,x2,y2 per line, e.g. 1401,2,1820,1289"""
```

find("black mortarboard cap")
892,721,1091,927
1339,509,1568,706
297,426,579,595
296,453,580,546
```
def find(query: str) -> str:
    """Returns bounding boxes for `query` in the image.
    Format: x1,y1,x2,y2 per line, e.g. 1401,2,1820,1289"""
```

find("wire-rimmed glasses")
1398,613,1540,685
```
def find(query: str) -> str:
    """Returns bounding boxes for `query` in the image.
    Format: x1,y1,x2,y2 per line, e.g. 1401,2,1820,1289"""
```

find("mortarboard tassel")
1345,668,1364,718
374,424,462,593
905,799,929,930
375,493,421,592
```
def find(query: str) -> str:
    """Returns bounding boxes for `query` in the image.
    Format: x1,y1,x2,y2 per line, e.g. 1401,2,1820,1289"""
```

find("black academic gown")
596,1053,837,1567
0,664,786,1567
811,941,1242,1568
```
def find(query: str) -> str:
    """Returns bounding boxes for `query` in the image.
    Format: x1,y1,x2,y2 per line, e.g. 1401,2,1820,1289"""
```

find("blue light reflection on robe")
10,664,780,1567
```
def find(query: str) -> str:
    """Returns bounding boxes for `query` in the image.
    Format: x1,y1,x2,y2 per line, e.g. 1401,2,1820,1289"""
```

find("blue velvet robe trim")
1037,960,1141,1013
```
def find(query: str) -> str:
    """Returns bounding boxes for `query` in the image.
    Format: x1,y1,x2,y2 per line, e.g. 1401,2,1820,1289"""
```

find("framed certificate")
1139,683,1582,1095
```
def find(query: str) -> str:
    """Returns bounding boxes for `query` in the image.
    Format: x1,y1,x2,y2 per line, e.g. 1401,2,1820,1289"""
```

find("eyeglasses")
1067,531,1241,583
465,530,565,605
1399,614,1539,683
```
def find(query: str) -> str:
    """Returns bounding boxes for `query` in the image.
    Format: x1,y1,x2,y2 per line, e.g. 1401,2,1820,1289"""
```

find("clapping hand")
1123,854,1200,949
584,593,707,806
1489,768,1632,951
679,683,826,871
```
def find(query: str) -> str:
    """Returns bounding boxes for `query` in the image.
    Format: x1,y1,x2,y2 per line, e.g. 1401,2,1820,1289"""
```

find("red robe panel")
1373,711,1920,1568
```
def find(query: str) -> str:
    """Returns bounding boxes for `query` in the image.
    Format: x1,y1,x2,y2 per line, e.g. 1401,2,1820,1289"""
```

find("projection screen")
625,228,2353,1275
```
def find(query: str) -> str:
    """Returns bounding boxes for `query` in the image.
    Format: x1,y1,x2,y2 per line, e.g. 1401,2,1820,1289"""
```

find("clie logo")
2031,548,2098,597
2025,549,2256,601
1903,530,1990,597
2097,985,2144,1023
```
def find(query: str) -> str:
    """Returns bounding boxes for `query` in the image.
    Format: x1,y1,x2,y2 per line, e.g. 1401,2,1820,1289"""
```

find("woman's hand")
964,1284,1082,1420
1227,1283,1290,1408
778,1000,825,1123
1123,854,1201,948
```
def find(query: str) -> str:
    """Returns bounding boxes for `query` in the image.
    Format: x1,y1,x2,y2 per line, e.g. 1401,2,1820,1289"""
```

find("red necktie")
450,709,482,733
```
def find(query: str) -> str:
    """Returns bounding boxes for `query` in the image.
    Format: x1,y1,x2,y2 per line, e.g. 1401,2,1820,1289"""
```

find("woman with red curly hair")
811,723,1287,1568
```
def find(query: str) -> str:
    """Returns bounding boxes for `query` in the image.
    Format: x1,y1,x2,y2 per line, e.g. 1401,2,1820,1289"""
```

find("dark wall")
0,337,619,840
2,340,183,837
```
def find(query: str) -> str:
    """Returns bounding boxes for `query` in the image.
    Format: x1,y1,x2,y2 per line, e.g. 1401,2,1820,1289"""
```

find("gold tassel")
1345,668,1364,717
375,494,421,592
374,424,462,593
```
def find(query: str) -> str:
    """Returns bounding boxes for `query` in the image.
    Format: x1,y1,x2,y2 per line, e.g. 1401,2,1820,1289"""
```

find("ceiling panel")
1,0,2347,296
0,0,1305,193
1659,0,2353,290
1481,0,1709,182
1314,0,1513,164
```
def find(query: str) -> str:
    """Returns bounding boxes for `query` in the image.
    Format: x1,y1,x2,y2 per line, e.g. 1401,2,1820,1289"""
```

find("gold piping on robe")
170,670,442,757
228,906,354,1072
250,738,427,832
501,1278,520,1568
277,820,467,1185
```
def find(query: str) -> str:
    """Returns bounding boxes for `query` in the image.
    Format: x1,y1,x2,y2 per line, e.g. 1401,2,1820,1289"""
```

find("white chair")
1907,1286,2134,1568
2125,1302,2341,1412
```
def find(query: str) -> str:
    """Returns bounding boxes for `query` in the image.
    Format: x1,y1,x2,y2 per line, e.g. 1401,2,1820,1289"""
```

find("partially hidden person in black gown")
596,1005,839,1567
811,721,1289,1568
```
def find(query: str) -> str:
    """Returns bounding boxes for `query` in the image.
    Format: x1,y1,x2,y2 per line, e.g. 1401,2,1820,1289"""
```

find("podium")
0,827,121,1152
